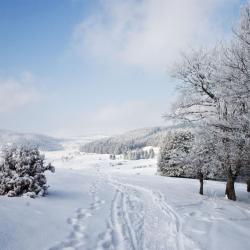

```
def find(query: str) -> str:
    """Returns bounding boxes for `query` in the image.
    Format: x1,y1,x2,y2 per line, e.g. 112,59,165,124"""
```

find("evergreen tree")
0,146,55,198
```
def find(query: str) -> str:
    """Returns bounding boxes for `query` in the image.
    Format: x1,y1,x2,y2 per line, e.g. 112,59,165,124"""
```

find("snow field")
0,143,249,250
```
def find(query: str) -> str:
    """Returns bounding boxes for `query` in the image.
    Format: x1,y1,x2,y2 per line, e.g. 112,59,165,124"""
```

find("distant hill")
0,129,63,151
80,125,190,154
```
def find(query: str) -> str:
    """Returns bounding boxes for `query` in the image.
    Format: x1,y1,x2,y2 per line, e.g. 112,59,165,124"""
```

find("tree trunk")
225,169,236,201
198,172,204,195
247,179,250,192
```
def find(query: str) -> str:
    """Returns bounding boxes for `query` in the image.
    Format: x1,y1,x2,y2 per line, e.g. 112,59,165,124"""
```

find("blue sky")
0,0,247,136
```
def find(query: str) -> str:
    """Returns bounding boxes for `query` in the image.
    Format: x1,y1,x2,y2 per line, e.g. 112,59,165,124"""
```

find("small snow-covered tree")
0,146,55,198
158,131,194,177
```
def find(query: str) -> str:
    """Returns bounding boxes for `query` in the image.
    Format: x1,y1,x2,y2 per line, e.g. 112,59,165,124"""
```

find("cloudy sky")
0,0,246,136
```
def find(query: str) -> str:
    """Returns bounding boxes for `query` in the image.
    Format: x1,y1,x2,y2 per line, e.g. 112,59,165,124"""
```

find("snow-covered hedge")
0,146,55,198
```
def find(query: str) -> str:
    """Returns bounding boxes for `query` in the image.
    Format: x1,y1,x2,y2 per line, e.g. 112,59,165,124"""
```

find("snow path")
49,164,198,250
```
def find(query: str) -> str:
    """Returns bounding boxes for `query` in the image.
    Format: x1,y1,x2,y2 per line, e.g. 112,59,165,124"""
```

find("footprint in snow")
49,192,105,250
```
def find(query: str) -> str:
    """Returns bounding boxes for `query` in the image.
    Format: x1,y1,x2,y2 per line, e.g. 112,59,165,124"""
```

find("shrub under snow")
0,146,55,198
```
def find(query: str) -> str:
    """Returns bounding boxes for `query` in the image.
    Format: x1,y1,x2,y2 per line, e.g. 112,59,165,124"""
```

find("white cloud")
54,100,169,136
90,100,164,130
0,73,40,113
73,0,241,70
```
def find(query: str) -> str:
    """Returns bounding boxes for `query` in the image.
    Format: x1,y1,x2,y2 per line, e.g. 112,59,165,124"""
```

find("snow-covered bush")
0,146,55,198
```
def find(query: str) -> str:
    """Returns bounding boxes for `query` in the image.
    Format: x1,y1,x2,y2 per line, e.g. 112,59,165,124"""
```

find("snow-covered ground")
0,138,249,250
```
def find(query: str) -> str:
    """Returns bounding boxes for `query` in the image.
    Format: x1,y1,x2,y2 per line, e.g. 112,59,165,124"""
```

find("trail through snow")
49,164,199,250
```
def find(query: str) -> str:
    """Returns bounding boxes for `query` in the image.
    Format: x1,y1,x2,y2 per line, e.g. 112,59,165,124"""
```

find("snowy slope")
0,129,63,151
0,140,249,250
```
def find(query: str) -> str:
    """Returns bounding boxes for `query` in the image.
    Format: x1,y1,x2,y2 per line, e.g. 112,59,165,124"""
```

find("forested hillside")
0,130,63,151
80,126,188,155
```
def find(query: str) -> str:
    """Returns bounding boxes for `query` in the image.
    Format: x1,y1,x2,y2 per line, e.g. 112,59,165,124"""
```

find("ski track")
95,182,144,250
99,172,198,250
49,165,198,250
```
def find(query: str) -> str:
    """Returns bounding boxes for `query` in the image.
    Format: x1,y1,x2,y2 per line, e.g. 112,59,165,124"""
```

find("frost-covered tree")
187,129,224,194
164,2,250,200
166,47,248,200
158,131,195,177
0,146,55,198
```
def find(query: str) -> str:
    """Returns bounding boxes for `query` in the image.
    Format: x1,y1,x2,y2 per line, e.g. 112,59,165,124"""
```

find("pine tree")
0,146,55,198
